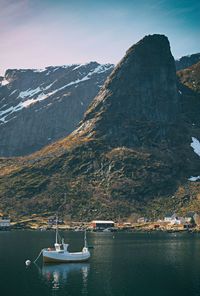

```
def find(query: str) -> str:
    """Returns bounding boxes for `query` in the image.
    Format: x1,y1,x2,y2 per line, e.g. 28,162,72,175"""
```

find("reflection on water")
2,231,200,296
41,263,89,291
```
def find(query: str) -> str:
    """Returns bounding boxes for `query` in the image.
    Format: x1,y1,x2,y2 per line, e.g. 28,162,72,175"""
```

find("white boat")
42,220,90,263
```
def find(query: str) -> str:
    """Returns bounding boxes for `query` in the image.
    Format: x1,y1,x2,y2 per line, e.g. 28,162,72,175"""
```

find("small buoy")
25,260,31,266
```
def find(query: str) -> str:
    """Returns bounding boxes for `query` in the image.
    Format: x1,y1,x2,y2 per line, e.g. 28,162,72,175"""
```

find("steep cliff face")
0,35,200,220
76,35,180,148
0,62,114,156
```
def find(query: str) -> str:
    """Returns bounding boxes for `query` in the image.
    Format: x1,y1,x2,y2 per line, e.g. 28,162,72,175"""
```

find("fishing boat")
42,219,90,263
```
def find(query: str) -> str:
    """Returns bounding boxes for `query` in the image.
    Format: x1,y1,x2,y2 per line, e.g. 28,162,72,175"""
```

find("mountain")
177,61,200,136
175,53,200,71
79,34,180,146
0,34,200,220
177,61,200,93
0,53,199,158
0,62,114,156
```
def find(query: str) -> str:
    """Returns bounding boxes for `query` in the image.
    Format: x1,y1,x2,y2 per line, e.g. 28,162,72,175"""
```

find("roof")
91,220,115,224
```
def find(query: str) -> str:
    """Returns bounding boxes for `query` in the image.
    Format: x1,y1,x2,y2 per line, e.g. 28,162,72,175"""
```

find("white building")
164,213,176,223
170,217,185,225
91,220,114,229
0,217,10,227
164,213,185,225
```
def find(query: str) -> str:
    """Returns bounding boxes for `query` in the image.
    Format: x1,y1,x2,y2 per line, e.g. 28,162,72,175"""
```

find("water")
1,231,200,296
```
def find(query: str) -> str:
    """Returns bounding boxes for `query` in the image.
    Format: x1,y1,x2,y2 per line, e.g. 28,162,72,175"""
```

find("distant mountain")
175,53,200,71
177,61,200,93
0,62,114,156
1,34,200,220
177,61,200,129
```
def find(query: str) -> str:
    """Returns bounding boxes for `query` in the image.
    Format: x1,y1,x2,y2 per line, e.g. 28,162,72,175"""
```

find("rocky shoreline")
3,218,200,233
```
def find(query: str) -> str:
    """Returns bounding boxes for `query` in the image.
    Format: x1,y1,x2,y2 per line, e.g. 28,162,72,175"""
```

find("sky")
0,0,199,75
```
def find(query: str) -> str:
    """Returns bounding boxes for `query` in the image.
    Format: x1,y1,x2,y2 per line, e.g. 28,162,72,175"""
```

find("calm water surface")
1,231,200,296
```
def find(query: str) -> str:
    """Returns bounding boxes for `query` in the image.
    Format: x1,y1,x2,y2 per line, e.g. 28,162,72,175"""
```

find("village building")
91,220,115,230
48,216,64,226
164,213,176,223
0,216,11,228
137,217,148,223
164,213,185,225
184,212,197,224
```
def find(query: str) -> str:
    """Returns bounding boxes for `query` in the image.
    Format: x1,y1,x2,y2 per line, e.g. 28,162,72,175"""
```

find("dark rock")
77,34,180,147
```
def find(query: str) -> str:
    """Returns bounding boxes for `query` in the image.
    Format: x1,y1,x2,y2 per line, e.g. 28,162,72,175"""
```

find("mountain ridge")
0,53,200,158
0,35,200,220
0,62,114,156
175,53,200,71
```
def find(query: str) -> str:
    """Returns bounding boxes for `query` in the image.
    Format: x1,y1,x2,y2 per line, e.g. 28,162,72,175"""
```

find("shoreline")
1,215,200,233
2,224,200,234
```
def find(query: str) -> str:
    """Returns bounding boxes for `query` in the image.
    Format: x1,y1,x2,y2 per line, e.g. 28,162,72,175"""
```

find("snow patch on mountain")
191,137,200,157
1,79,10,86
9,90,18,96
18,87,41,99
91,64,114,74
0,103,23,123
0,92,54,123
0,62,114,125
189,176,200,181
63,64,113,87
73,63,90,71
32,69,47,73
189,137,200,181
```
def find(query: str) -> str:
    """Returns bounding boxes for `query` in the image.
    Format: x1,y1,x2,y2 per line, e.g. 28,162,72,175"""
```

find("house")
48,216,64,226
0,216,11,228
164,213,177,223
184,212,196,223
91,220,115,230
137,217,148,223
171,217,185,225
164,213,184,225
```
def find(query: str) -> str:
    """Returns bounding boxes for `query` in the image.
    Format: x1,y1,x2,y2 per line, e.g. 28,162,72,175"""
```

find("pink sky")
0,0,199,75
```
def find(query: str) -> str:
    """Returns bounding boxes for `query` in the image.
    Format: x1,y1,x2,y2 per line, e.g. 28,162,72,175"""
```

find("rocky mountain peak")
76,34,179,147
176,53,200,71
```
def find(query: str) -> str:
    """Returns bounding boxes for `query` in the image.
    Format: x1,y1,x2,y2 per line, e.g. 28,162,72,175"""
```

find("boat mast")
55,193,66,245
55,214,58,244
84,230,88,248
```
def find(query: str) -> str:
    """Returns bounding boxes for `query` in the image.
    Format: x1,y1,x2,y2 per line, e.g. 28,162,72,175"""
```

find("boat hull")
43,250,90,264
43,256,90,263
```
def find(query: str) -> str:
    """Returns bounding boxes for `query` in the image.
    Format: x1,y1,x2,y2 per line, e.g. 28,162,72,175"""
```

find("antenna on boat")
84,230,88,248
